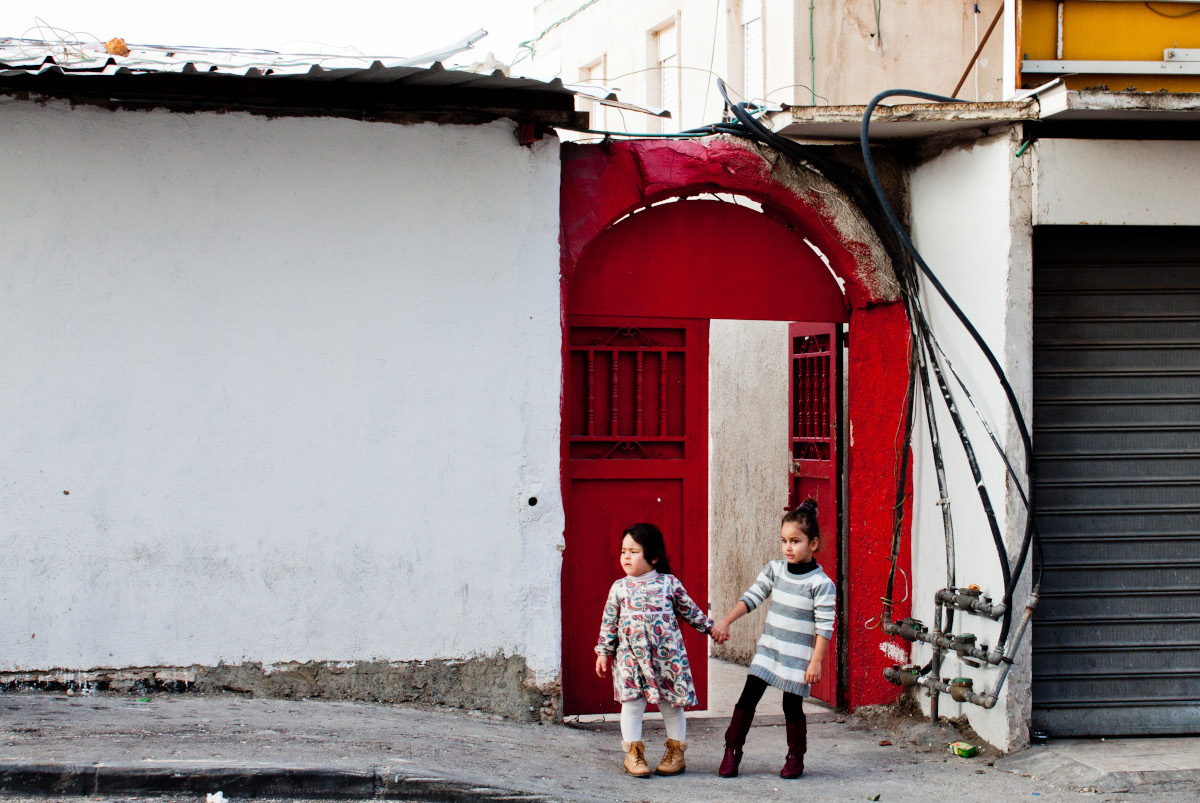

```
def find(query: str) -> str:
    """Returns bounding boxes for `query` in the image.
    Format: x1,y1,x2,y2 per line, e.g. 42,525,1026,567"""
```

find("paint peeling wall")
816,0,1005,104
708,320,791,664
0,100,564,717
908,130,1032,751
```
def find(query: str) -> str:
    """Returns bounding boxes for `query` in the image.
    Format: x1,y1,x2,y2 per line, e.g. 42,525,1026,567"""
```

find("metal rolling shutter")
1032,226,1200,737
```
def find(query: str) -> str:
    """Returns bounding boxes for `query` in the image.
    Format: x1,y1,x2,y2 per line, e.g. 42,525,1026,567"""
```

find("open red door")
561,316,709,715
789,322,842,708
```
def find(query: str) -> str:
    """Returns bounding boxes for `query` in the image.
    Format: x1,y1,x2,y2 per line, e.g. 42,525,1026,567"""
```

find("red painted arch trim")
561,139,892,312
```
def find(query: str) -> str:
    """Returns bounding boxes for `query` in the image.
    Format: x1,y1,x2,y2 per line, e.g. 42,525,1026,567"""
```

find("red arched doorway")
560,139,911,716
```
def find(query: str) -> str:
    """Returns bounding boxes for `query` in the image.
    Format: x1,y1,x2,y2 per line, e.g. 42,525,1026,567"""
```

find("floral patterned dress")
594,571,713,706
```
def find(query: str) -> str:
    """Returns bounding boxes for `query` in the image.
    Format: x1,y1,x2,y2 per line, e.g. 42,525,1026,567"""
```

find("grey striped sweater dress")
740,559,836,696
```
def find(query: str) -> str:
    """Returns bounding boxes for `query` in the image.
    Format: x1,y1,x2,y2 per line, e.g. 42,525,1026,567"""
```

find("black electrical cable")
883,338,919,625
895,262,1028,639
919,320,1012,602
912,316,958,636
860,89,1034,462
859,88,1042,647
903,286,1011,598
931,335,1030,505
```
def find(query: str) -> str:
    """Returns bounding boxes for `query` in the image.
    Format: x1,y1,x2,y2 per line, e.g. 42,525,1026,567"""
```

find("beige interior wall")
811,0,1005,104
708,319,791,664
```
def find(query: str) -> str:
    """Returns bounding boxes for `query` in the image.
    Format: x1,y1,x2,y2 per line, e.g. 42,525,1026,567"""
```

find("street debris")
950,741,978,758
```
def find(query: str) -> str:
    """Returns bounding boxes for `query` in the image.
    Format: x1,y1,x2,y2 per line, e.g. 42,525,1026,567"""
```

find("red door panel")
561,478,683,714
789,322,842,708
562,317,708,715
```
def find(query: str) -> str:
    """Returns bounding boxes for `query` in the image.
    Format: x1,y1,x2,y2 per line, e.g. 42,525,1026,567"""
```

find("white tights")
620,697,687,743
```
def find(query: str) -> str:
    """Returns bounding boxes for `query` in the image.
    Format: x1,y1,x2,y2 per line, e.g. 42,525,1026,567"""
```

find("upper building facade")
530,0,1008,133
529,0,1200,133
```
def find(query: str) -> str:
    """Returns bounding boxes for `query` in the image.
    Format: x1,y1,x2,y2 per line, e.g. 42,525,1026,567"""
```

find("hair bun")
798,498,818,514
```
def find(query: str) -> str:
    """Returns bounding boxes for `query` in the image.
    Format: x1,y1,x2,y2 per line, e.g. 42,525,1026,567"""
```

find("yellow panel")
1022,0,1200,91
1023,1,1062,60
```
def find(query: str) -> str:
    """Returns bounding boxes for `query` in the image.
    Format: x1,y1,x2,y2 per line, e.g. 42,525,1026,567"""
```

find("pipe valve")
883,664,922,687
936,585,1006,620
889,617,928,643
950,633,983,666
949,677,974,703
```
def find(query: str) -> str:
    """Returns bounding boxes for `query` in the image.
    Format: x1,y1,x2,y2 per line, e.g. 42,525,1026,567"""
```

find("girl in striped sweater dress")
710,499,836,779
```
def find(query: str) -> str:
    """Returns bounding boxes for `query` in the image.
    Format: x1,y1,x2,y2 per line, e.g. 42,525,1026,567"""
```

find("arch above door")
568,199,849,322
561,136,901,311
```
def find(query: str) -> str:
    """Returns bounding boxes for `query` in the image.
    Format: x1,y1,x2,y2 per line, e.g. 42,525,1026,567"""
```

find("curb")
0,762,560,802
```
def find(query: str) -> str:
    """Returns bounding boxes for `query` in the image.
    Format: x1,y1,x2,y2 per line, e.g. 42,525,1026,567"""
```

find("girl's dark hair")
621,522,673,575
781,498,820,545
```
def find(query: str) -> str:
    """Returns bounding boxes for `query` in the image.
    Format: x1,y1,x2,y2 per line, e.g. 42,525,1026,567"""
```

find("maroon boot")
718,707,754,778
780,718,807,779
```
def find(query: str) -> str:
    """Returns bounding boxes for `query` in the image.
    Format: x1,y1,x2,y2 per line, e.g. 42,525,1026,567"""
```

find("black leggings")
735,674,805,722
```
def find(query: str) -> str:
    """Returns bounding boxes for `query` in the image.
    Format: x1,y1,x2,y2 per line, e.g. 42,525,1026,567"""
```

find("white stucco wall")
0,100,564,682
908,130,1033,751
1034,138,1200,225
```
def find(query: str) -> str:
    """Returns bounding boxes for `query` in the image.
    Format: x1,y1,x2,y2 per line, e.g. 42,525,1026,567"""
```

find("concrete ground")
0,658,1195,802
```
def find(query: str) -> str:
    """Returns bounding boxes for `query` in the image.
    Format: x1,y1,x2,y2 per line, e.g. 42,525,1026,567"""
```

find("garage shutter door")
1032,226,1200,737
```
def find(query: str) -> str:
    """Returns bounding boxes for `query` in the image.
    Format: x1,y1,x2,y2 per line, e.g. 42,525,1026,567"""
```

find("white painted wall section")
0,101,564,682
1034,138,1200,226
908,131,1032,751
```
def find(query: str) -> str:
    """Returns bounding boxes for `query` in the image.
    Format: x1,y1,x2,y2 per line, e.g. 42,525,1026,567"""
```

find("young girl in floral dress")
594,522,720,778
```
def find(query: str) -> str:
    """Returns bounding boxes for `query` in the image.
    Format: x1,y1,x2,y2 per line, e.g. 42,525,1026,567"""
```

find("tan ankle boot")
656,738,687,775
622,741,652,778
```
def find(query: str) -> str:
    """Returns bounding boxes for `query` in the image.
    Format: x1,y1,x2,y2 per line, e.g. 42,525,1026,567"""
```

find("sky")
2,1,539,67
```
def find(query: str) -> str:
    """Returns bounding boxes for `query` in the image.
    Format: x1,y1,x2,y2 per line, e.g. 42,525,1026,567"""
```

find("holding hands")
710,601,748,646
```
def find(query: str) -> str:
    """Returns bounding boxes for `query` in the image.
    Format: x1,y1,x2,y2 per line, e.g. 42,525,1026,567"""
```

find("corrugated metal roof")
0,36,591,127
0,33,504,78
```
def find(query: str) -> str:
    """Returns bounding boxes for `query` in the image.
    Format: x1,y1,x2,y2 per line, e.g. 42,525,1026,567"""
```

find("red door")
788,322,842,708
561,316,709,715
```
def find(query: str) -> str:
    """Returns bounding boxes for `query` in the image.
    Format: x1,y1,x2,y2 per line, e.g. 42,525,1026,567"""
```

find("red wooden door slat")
789,322,842,708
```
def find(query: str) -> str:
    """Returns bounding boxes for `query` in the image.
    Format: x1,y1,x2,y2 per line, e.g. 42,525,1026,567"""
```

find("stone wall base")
0,654,559,722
